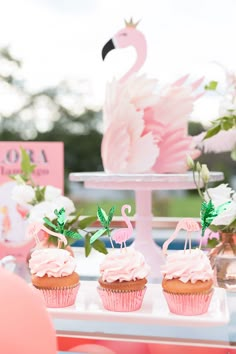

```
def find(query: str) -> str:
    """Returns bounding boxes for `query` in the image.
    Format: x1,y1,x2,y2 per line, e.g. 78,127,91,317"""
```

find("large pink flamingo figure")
101,19,203,173
112,204,133,247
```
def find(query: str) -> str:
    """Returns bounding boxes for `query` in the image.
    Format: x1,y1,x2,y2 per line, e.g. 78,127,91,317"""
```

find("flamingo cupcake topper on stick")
162,218,201,256
90,204,133,250
112,204,133,249
26,221,68,248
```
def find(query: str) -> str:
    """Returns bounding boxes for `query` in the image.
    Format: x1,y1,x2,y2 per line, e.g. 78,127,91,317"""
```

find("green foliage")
78,216,98,229
204,116,236,139
43,207,108,255
206,238,219,248
43,208,83,247
204,80,218,91
85,234,92,257
34,186,46,204
90,228,107,243
91,238,108,254
85,233,108,257
10,147,36,184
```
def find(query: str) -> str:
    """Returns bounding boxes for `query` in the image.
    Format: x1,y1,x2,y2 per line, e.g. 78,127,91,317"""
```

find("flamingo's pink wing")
152,86,195,129
151,124,201,173
101,102,158,173
143,77,204,131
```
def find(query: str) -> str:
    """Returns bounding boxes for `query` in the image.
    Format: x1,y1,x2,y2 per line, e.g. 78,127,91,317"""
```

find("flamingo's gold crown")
124,18,140,28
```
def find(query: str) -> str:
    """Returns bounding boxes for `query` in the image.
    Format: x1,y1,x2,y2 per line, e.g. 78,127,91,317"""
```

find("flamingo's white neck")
119,35,147,83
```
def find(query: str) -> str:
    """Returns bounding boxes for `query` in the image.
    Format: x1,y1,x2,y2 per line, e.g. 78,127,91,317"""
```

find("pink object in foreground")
97,287,146,312
0,267,57,354
101,21,203,173
112,204,133,245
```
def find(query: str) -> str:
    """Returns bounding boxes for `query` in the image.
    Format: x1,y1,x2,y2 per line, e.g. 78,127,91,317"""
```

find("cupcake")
29,248,79,308
161,218,214,316
98,247,150,312
90,204,150,312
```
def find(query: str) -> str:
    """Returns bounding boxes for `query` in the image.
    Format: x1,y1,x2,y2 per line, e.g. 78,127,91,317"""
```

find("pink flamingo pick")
26,222,67,247
112,204,133,247
162,218,200,255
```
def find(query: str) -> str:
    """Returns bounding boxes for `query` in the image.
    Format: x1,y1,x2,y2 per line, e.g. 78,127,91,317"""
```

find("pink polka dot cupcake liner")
163,289,214,316
98,287,146,312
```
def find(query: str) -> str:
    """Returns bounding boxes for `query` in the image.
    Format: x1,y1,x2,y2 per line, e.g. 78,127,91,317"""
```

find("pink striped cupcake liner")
36,283,80,308
98,287,146,312
163,289,213,316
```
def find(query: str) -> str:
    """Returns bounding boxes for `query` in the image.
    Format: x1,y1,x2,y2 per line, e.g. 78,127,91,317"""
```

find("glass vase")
209,232,236,291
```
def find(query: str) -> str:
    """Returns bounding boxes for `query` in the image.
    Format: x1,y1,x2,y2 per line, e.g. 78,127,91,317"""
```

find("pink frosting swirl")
100,248,150,283
29,248,76,277
161,249,214,283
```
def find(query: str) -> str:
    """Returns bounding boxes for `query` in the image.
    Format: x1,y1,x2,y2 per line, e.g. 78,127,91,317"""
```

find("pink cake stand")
69,172,224,278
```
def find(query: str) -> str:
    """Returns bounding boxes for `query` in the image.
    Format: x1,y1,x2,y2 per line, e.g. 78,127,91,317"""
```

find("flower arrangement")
187,156,236,241
10,147,107,255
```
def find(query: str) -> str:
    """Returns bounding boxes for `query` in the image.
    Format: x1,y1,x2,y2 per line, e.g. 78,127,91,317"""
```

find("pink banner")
0,141,64,190
0,142,64,260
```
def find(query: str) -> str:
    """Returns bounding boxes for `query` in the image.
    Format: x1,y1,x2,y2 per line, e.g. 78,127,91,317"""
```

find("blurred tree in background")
0,47,103,189
0,47,234,195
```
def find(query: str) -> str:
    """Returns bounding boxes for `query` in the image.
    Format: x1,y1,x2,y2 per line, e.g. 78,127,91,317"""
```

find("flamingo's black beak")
102,39,115,60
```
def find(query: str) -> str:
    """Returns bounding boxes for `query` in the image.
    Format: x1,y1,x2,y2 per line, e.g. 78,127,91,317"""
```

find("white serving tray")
48,281,230,327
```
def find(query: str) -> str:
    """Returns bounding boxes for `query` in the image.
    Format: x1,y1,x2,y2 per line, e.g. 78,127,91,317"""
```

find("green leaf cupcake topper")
43,207,83,242
90,206,116,246
200,200,232,236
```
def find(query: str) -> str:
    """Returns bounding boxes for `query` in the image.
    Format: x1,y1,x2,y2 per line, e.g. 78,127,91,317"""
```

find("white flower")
11,184,35,206
53,196,75,216
28,196,75,223
28,201,56,222
44,185,62,201
204,184,233,208
200,164,210,184
219,97,236,117
211,201,236,226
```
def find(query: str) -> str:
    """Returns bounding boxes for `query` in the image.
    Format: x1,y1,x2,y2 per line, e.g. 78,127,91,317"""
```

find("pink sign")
0,141,64,190
0,142,64,261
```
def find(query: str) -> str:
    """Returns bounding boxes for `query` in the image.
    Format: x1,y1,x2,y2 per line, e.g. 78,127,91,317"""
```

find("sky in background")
0,0,235,124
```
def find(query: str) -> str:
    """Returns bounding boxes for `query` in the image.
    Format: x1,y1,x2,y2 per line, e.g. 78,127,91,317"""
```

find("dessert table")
69,172,224,277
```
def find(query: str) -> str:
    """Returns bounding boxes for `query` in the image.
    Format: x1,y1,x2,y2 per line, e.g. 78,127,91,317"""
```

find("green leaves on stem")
85,233,108,257
204,115,236,140
90,206,115,245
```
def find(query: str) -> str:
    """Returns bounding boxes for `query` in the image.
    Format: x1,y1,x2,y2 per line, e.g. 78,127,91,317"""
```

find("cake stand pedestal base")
134,190,165,278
